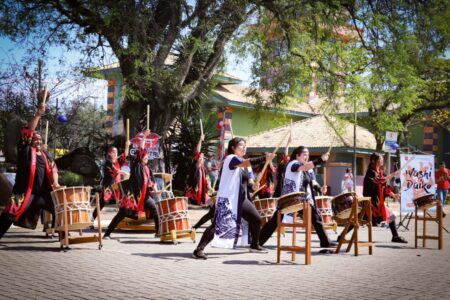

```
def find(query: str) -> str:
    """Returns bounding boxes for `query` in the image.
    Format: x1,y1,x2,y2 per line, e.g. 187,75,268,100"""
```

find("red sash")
372,168,388,222
137,166,149,212
13,149,53,221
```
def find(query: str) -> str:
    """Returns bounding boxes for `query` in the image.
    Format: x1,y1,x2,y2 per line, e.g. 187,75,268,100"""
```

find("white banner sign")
400,154,436,212
383,131,398,153
130,132,161,160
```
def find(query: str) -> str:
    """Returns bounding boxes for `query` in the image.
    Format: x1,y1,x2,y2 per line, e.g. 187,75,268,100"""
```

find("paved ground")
0,202,449,300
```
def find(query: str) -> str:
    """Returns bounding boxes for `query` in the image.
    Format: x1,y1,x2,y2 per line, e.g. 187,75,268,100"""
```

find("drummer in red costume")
338,152,407,243
362,152,407,243
104,130,161,239
273,134,292,198
0,96,61,239
253,161,275,199
92,139,130,221
186,134,209,206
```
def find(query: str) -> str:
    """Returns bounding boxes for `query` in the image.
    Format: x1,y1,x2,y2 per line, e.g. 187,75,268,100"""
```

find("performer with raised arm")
192,137,275,259
0,92,61,238
186,134,209,206
273,134,292,198
103,130,161,239
253,161,275,199
259,146,336,248
92,139,130,221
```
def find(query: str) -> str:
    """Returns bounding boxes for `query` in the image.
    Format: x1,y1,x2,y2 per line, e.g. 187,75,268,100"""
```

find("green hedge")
59,171,84,186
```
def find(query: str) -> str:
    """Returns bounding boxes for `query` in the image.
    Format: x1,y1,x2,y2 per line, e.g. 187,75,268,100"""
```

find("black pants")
193,205,215,229
92,192,106,221
259,203,330,246
196,198,261,250
0,193,55,239
104,196,160,237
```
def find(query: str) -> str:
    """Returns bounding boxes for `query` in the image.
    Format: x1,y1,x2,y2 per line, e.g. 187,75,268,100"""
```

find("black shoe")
249,245,269,253
391,236,408,243
192,249,208,260
320,241,338,248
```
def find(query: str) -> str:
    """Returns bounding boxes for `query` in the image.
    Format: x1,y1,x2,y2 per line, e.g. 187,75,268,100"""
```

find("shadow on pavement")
375,244,418,250
222,260,298,265
0,239,58,244
119,239,163,245
131,250,250,261
0,245,61,252
131,252,194,261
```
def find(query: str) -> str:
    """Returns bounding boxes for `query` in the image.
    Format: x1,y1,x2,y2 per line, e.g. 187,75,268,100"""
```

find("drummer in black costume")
259,146,336,248
103,130,160,239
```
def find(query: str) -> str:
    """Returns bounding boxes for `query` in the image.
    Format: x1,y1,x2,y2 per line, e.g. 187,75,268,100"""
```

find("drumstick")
42,85,48,105
385,154,417,181
44,120,49,146
252,127,291,198
126,118,130,141
228,118,234,139
200,118,204,136
147,105,150,130
251,185,264,199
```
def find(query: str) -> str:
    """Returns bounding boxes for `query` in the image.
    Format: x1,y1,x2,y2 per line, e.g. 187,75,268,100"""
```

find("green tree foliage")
0,59,110,161
1,1,448,154
0,0,256,136
233,0,449,149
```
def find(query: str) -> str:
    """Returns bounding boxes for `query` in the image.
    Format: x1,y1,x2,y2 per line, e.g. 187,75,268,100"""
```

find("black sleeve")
313,184,321,193
312,157,324,166
229,156,266,170
249,156,266,167
291,162,302,172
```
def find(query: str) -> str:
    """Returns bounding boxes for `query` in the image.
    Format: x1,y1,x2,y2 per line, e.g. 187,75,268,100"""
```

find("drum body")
315,196,333,224
156,197,190,235
331,192,360,220
254,198,277,224
277,192,306,214
413,194,436,209
51,186,92,231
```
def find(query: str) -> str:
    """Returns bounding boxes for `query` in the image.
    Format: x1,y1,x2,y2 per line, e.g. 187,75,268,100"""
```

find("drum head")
278,192,305,201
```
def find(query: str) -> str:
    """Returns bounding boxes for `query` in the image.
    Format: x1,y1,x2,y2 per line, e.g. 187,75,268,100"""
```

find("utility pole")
353,97,357,191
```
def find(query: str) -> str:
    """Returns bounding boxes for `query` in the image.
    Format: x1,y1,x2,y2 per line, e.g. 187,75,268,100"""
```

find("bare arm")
296,152,330,172
28,102,46,131
196,134,205,153
52,162,61,188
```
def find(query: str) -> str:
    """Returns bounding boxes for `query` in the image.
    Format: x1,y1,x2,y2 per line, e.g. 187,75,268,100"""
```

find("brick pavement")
0,203,449,300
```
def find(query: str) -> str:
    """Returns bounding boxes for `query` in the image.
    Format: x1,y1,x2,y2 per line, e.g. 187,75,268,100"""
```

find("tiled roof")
213,84,319,115
245,115,376,150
